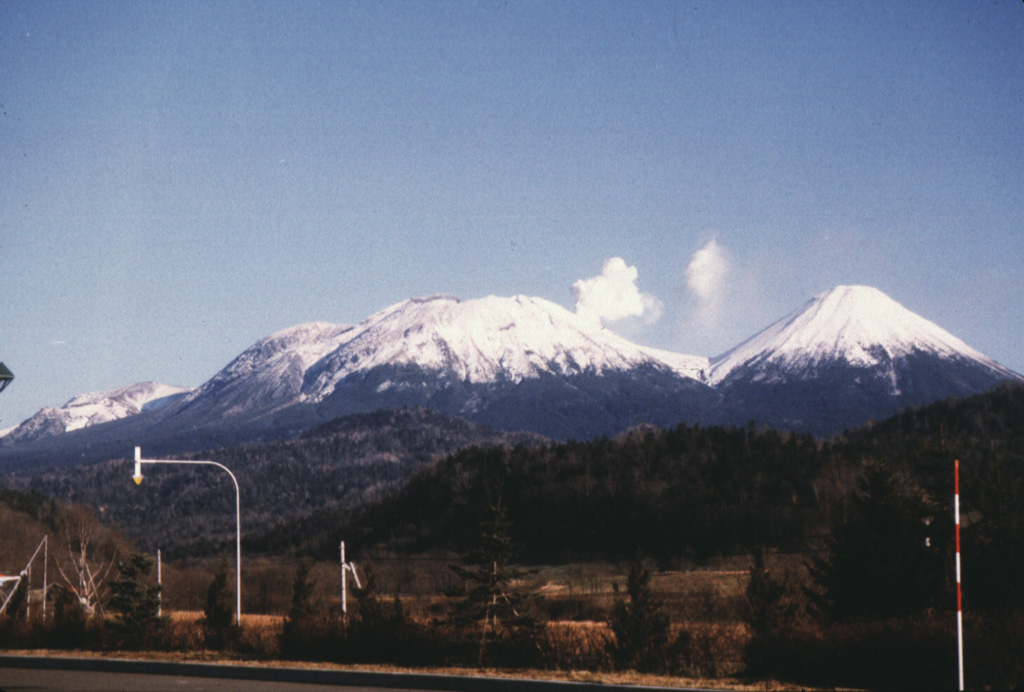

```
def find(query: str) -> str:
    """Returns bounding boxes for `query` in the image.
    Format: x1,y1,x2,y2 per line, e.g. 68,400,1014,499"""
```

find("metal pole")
0,536,48,616
157,549,162,618
341,541,347,624
234,482,241,626
43,535,47,620
955,459,964,691
134,447,242,626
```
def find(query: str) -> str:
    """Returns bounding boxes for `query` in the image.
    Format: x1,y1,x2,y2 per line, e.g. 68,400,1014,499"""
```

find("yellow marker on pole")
133,446,144,485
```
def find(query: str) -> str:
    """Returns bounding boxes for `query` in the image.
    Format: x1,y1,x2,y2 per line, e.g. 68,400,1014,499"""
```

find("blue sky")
2,1,1022,428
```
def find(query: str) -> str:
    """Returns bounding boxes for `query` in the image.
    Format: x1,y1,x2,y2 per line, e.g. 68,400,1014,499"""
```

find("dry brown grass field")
149,552,811,681
4,553,834,688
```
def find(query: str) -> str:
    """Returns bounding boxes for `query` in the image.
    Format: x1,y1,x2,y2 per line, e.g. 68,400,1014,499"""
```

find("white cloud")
686,239,730,301
573,257,662,327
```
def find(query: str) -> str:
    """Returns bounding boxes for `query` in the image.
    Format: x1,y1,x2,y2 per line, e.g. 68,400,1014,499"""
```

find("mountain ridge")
1,381,194,446
2,285,1020,466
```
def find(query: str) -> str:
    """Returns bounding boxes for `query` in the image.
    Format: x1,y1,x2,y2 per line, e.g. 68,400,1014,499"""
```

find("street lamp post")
133,446,242,625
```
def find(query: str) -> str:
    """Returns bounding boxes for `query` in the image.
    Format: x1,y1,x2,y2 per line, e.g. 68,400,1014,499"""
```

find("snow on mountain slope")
303,294,708,401
709,285,1019,386
181,321,353,416
1,381,194,444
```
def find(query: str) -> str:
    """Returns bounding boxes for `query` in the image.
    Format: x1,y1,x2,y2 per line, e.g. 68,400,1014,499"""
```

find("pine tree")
107,552,162,646
609,554,673,672
281,558,321,657
203,560,234,648
808,463,944,621
743,548,800,675
449,497,541,666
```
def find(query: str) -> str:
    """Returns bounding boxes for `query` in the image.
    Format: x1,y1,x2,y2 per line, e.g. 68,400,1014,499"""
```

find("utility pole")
157,549,162,618
340,541,360,624
955,459,964,692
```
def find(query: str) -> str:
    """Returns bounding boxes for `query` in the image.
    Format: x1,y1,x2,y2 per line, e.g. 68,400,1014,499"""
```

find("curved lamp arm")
133,447,242,625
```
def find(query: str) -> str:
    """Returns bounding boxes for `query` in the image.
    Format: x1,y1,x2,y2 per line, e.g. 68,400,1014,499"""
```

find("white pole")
234,481,241,626
341,541,347,624
43,535,47,620
955,459,964,692
157,549,162,618
134,446,242,626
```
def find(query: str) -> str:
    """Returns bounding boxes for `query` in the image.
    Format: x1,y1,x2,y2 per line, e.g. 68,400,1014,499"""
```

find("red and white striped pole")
955,458,964,692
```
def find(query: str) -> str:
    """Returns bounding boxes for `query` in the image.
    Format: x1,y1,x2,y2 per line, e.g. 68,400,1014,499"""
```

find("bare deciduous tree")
52,505,119,619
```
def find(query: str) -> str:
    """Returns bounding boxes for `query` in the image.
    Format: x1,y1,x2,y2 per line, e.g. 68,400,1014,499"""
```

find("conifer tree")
808,463,944,621
107,552,162,646
287,558,317,625
203,560,234,647
609,554,674,672
347,565,417,663
743,548,800,675
449,496,541,666
281,558,321,657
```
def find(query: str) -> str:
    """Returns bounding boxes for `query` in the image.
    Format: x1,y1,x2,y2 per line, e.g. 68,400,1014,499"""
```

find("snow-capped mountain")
169,294,712,431
304,294,708,398
710,285,1023,432
1,286,1020,469
296,294,718,438
1,381,194,445
0,294,719,465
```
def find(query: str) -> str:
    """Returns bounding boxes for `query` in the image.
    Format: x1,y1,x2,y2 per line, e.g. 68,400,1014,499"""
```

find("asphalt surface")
2,666,393,691
0,656,711,692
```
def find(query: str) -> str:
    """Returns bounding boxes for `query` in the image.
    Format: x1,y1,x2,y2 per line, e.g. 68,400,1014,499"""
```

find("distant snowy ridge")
1,381,194,443
709,285,1017,385
64,381,195,421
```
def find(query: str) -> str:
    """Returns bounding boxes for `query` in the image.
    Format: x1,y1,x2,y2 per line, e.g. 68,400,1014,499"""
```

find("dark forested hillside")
0,487,63,571
325,384,1024,570
334,424,828,563
11,407,543,558
7,385,1023,573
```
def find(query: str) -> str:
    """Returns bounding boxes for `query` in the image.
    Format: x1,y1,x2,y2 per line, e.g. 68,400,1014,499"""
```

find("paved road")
1,666,397,692
0,657,707,692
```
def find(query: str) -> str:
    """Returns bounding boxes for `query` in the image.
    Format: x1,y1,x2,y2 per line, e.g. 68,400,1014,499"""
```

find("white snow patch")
304,295,707,401
709,285,1013,384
